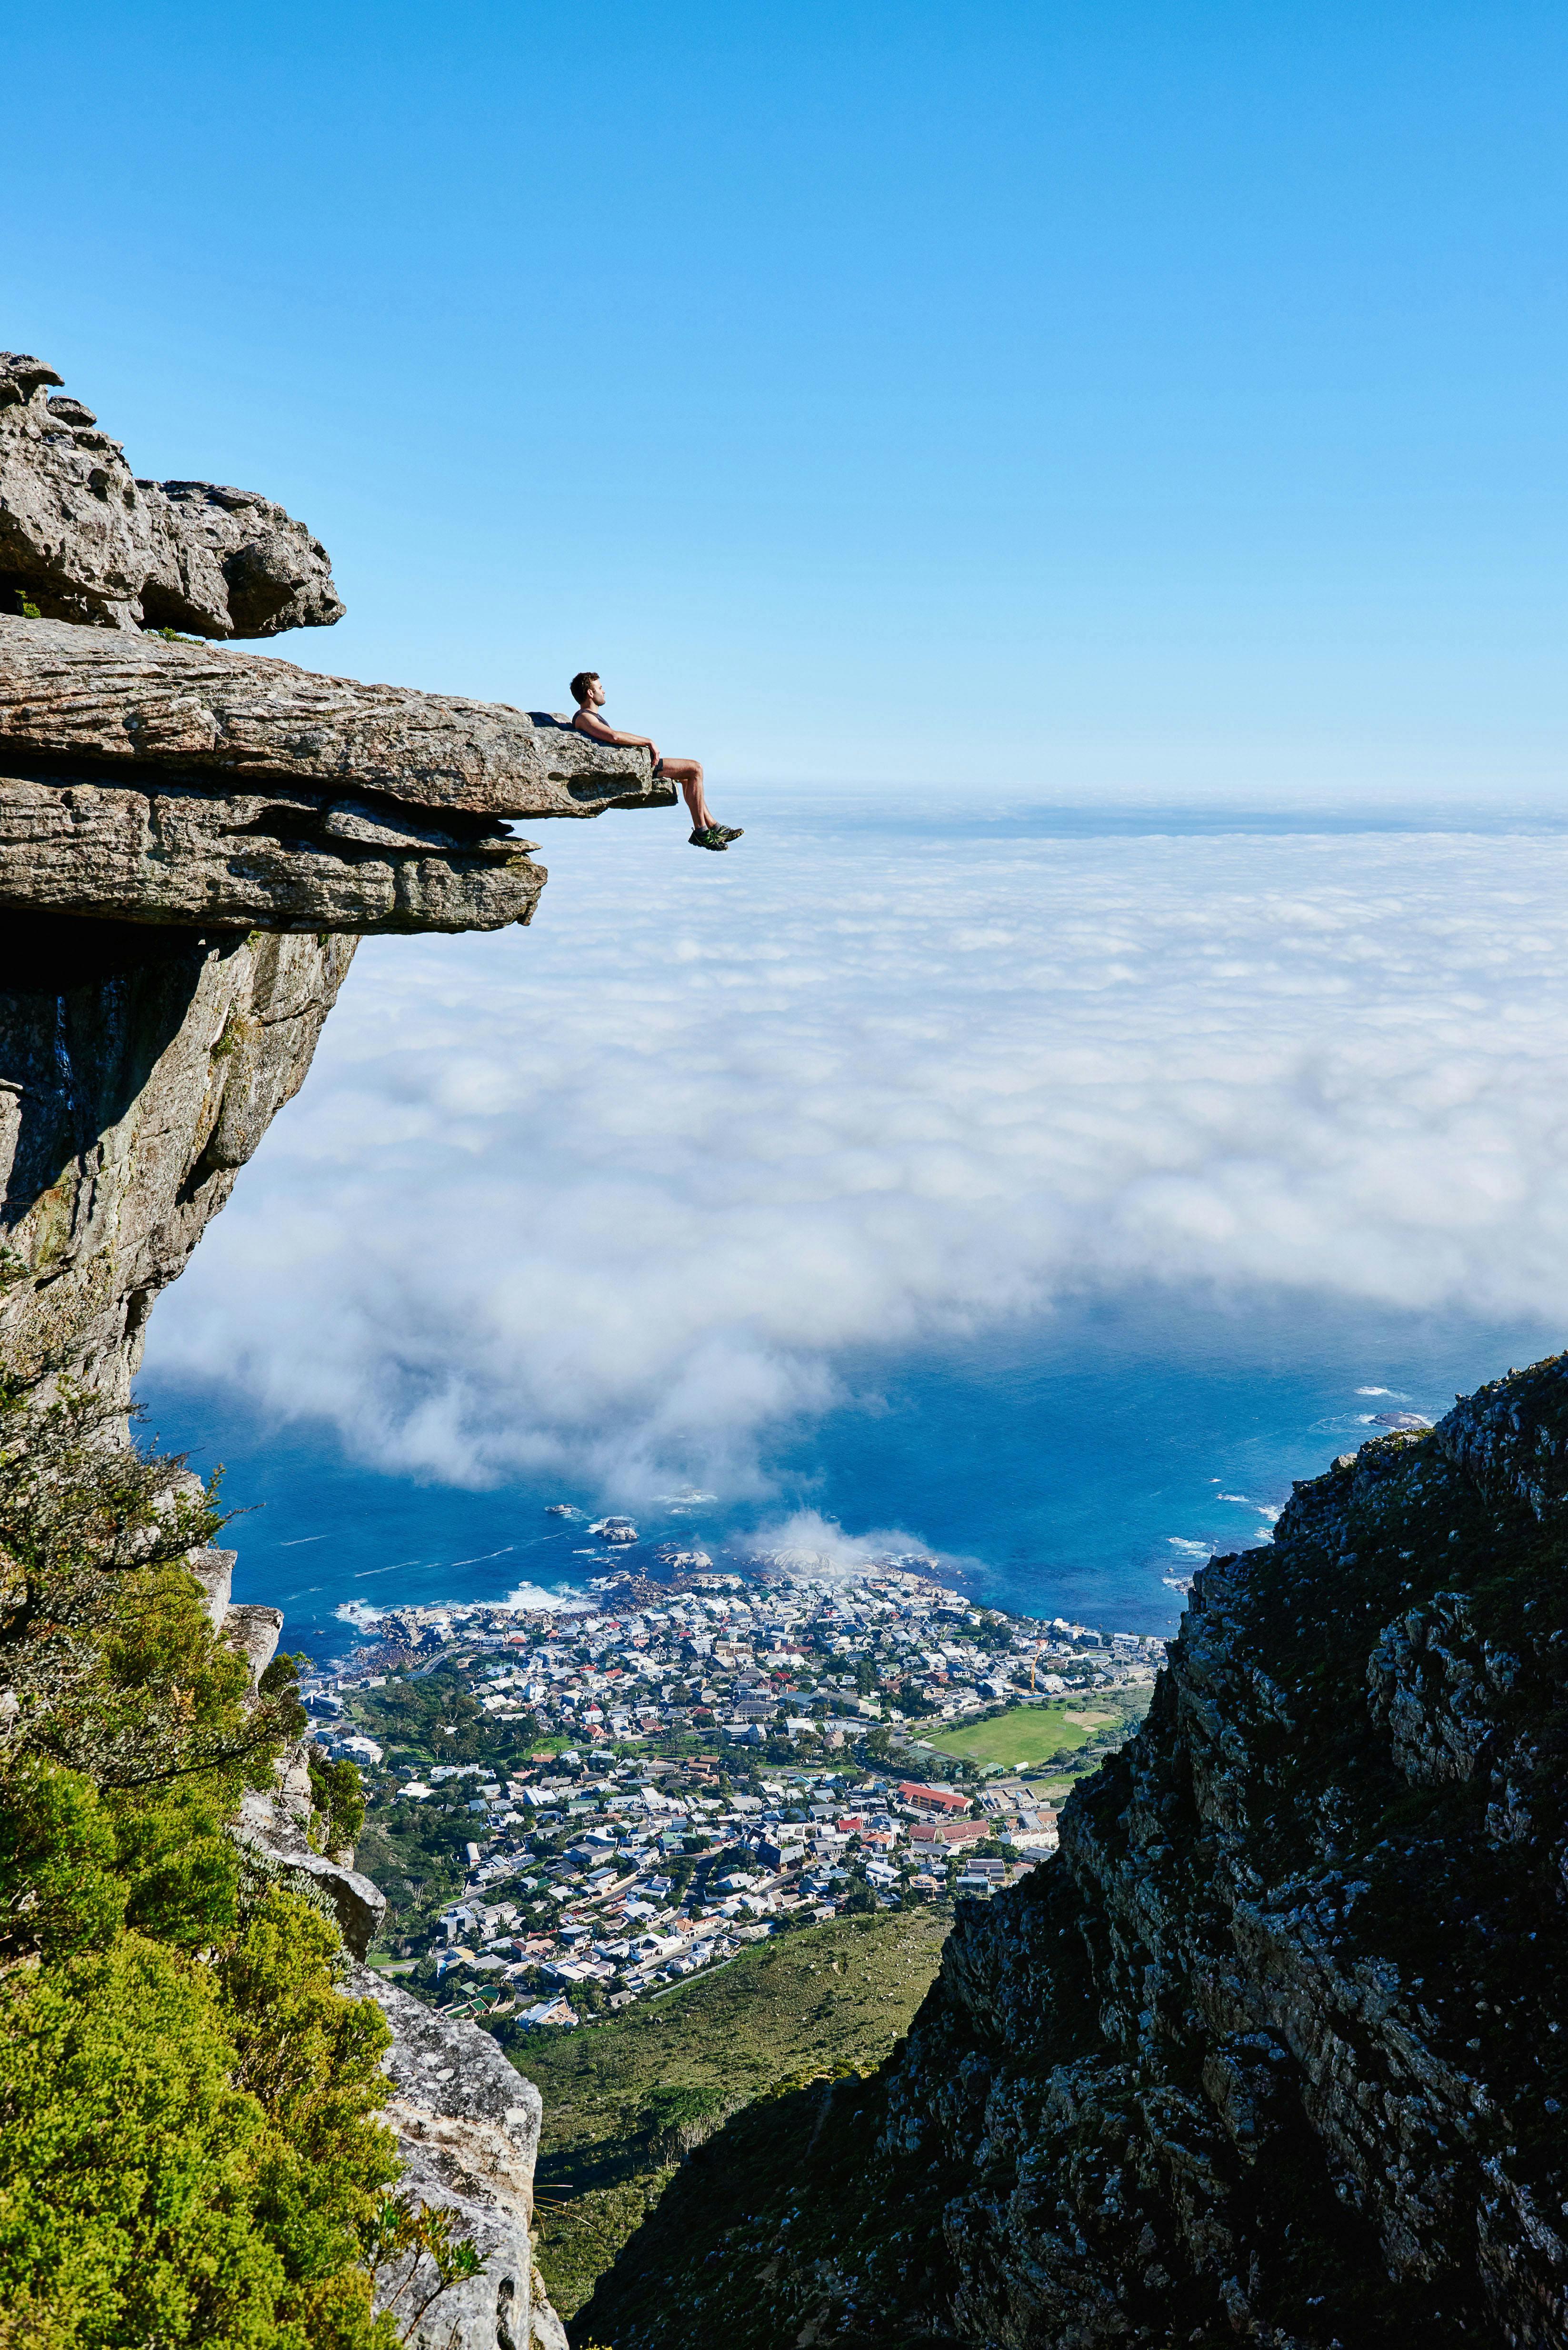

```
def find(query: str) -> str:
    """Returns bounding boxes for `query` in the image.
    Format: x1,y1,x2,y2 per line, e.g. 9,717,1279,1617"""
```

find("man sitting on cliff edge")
570,671,741,853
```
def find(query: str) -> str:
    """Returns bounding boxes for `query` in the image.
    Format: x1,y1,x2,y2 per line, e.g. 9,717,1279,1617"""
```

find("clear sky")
7,2,1566,799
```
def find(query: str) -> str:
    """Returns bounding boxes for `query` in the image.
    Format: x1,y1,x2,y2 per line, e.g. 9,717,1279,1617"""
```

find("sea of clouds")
143,795,1568,1497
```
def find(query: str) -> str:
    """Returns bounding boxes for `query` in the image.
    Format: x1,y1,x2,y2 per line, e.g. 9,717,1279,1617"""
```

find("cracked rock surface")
583,1358,1568,2350
0,918,356,1398
0,768,544,931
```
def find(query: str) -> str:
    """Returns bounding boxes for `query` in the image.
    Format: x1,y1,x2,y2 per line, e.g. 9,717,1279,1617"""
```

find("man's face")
586,678,606,709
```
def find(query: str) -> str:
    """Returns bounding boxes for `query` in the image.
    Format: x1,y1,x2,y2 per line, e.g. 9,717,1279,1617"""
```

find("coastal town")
306,1545,1164,2031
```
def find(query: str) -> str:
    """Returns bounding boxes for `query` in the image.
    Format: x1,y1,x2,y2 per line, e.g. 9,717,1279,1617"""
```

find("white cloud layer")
145,798,1568,1494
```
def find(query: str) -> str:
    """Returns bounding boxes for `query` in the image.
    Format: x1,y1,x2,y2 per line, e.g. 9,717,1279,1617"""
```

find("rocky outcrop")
356,1967,568,2350
0,365,670,937
0,768,544,932
0,351,343,635
0,606,676,931
0,616,667,819
0,366,672,1395
235,1730,389,1962
583,1357,1568,2350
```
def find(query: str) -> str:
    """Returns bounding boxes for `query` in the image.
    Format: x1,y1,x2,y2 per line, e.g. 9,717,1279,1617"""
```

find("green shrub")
638,2082,734,2161
0,1382,437,2345
0,1930,281,2348
308,1753,367,1857
0,1378,287,1795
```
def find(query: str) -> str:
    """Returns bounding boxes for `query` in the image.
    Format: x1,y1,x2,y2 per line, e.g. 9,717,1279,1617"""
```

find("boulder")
0,355,342,636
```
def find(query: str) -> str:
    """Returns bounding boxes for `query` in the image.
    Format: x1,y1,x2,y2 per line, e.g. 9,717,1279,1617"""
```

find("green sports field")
916,1697,1131,1770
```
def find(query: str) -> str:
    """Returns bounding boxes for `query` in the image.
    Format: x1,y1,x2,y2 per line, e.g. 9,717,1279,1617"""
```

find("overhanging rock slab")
0,616,675,820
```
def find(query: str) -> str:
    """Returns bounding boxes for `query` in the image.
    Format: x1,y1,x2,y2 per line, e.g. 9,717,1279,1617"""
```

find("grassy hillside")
517,1905,949,2320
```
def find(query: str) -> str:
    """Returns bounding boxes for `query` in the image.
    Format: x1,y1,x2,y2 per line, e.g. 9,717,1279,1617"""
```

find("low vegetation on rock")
0,1382,421,2348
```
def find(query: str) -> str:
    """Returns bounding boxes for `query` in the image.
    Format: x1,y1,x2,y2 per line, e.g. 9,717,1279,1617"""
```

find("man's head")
570,670,602,710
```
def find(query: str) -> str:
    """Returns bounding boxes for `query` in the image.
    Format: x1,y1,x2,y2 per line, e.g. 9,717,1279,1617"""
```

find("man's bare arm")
572,710,658,753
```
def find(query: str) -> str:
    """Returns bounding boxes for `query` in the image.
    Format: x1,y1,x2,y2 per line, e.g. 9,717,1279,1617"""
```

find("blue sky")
8,1,1566,798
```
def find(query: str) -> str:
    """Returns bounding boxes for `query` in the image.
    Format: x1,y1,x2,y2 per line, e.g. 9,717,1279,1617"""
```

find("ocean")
140,1290,1556,1663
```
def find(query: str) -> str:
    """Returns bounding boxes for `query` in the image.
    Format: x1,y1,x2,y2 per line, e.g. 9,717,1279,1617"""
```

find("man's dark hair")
569,670,599,706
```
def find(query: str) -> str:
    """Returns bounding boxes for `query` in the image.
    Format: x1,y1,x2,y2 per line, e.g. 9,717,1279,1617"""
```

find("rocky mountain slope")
583,1359,1568,2350
0,353,672,2350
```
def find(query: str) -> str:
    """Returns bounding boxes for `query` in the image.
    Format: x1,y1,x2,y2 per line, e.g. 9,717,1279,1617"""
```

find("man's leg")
664,757,714,831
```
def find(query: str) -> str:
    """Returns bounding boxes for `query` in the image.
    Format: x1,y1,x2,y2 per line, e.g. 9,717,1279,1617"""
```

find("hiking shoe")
689,827,729,851
715,825,744,841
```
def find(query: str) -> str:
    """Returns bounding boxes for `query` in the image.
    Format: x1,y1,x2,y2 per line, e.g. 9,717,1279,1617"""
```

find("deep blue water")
139,1289,1558,1666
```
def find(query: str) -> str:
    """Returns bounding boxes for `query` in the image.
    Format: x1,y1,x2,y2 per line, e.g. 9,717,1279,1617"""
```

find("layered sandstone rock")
583,1359,1568,2350
0,611,668,930
0,768,543,933
0,362,670,933
0,616,669,819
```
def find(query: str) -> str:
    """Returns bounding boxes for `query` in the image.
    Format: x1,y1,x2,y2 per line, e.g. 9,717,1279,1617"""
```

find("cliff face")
353,1966,569,2350
0,355,667,2350
1,915,354,1399
584,1360,1568,2350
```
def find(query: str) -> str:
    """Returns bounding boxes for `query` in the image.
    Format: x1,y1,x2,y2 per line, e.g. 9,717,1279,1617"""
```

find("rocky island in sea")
0,352,1563,2350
